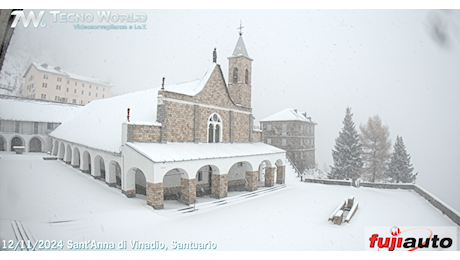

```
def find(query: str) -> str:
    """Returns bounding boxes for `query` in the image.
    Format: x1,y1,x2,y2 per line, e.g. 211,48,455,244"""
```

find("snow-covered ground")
0,151,459,252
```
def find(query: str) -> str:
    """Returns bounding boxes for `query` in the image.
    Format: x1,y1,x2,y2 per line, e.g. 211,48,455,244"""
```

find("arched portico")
65,144,72,164
163,168,195,205
81,150,91,174
123,167,147,199
228,161,253,192
93,155,106,180
275,159,285,184
58,142,65,159
52,140,59,155
10,136,25,151
72,147,80,168
108,160,121,188
195,165,219,197
29,137,43,152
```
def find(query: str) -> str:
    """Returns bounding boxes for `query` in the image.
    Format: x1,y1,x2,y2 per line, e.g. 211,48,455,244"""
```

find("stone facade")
262,113,316,174
276,165,285,184
228,55,252,108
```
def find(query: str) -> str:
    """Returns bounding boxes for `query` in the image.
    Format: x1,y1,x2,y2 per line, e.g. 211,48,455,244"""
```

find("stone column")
245,171,258,192
180,178,196,205
265,167,275,187
122,189,135,198
211,173,228,199
276,165,285,184
147,182,164,209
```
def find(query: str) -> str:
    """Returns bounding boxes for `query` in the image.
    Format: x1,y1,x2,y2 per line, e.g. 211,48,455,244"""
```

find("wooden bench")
328,200,345,221
344,202,359,223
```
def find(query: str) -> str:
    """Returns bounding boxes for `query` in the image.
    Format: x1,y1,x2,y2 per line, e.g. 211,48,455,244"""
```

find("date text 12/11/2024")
2,240,218,251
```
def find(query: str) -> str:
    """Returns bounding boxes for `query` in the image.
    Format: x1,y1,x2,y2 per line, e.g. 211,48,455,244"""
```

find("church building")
48,32,286,209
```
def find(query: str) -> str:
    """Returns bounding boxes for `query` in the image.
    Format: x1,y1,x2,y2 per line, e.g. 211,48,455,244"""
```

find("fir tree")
329,107,363,181
387,136,417,183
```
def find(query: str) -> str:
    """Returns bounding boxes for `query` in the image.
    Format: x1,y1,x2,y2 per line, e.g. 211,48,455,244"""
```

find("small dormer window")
233,67,238,83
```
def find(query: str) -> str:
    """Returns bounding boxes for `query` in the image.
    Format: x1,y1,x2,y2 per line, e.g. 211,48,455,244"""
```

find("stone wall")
147,182,164,209
303,178,352,186
211,173,228,199
164,186,181,200
180,178,196,205
245,171,258,191
252,130,262,143
276,165,285,184
413,185,460,226
265,167,275,187
228,179,246,192
127,124,161,142
227,56,252,107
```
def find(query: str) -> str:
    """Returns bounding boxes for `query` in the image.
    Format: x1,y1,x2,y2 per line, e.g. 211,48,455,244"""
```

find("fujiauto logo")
365,226,457,251
10,10,147,28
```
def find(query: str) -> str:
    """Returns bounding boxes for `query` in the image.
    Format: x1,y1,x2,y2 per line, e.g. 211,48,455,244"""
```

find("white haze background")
1,9,459,212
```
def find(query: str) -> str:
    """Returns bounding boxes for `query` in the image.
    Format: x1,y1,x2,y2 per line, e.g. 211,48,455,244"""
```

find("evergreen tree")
387,136,417,183
359,115,392,182
329,107,363,181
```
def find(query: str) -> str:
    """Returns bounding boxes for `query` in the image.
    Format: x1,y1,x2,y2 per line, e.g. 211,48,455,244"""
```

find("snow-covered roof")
50,88,160,153
127,142,285,163
0,96,83,123
260,108,316,124
164,63,216,96
229,35,252,60
26,63,112,87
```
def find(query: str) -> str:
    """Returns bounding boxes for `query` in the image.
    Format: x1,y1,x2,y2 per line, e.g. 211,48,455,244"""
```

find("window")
67,88,69,92
80,100,83,104
89,85,91,89
42,83,47,88
245,69,249,84
67,80,69,84
96,93,98,97
74,89,76,93
82,90,84,95
233,67,238,83
96,86,98,90
72,99,76,104
75,82,77,86
282,124,287,136
267,138,271,144
34,122,38,134
43,74,48,79
103,87,105,91
208,113,222,143
89,92,91,96
57,77,62,82
41,94,46,99
82,83,84,87
267,124,271,131
282,139,287,146
197,172,202,182
102,94,104,98
47,123,53,130
15,121,19,133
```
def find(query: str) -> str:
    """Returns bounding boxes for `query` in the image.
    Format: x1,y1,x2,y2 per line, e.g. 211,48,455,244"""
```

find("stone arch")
58,142,65,159
29,136,43,152
94,155,106,180
228,161,253,192
109,160,122,188
10,136,25,151
258,160,270,187
81,150,91,174
0,135,6,151
65,144,72,164
124,167,147,198
195,165,220,197
72,147,80,168
52,139,59,155
163,168,195,205
275,159,285,185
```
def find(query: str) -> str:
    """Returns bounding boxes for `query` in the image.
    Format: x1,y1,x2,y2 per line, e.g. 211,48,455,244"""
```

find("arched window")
208,113,222,143
245,69,249,84
233,67,238,83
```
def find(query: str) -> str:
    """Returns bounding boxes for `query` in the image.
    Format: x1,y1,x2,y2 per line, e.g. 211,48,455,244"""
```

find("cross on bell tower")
238,20,244,36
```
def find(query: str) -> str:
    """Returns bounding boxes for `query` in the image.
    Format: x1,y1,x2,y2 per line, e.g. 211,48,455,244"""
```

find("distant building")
0,95,83,152
22,63,112,105
260,108,316,174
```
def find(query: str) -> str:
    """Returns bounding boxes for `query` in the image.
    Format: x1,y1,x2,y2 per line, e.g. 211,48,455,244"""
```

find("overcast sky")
3,8,460,212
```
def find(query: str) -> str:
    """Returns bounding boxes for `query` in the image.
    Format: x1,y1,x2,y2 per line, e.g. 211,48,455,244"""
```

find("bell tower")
228,22,253,108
